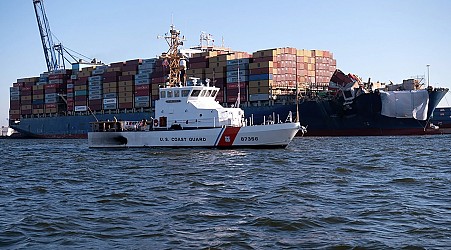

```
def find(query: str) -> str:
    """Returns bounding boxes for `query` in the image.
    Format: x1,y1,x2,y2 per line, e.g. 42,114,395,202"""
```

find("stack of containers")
103,65,121,110
74,67,93,112
150,58,167,101
207,53,231,103
19,77,39,116
9,85,21,121
249,48,278,101
117,59,139,109
226,55,251,104
45,69,71,114
88,74,103,111
186,52,210,80
274,47,297,95
186,51,221,101
66,67,79,113
134,58,156,108
32,73,48,115
313,50,336,88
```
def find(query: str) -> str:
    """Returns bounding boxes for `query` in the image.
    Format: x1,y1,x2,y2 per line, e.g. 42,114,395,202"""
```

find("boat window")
174,90,180,97
206,90,212,97
182,90,190,97
191,89,201,97
160,91,166,98
167,90,173,98
211,90,218,97
200,90,207,97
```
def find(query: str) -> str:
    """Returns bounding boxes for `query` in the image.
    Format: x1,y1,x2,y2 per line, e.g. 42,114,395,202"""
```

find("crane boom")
33,0,61,72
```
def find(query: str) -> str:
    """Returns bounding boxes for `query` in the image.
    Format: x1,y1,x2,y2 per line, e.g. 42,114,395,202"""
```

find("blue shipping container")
249,74,273,81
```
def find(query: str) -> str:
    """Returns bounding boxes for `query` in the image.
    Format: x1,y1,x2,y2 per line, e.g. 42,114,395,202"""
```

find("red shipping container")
75,96,87,102
103,71,121,78
135,89,149,96
21,90,32,95
89,99,102,105
135,84,150,90
121,64,138,71
45,103,57,109
110,61,125,68
49,74,64,80
189,57,208,64
13,82,24,87
89,104,102,111
9,114,20,120
226,95,247,103
74,100,87,106
119,75,134,81
125,59,142,65
118,102,133,109
103,76,118,82
189,61,209,69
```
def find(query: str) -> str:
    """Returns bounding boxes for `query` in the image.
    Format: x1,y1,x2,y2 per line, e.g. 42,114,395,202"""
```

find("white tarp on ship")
380,90,429,120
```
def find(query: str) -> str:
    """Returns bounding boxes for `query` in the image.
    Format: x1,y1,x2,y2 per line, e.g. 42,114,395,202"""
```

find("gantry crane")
33,0,101,72
32,0,64,72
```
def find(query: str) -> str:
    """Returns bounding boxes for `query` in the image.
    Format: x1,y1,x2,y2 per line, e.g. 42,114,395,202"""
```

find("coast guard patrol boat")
88,25,302,148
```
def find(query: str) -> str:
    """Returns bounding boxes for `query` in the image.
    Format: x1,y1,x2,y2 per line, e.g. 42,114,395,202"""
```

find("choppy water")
0,135,450,249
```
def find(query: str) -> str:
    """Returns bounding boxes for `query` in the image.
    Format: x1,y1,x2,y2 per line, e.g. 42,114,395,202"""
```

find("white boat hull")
88,122,300,148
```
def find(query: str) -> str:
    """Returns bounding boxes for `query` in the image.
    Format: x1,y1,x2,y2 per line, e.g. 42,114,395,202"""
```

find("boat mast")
159,24,185,86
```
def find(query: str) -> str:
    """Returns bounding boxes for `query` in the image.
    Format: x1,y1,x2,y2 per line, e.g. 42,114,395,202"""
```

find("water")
0,136,450,249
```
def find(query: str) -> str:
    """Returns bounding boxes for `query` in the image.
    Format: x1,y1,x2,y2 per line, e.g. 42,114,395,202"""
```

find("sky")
1,0,451,126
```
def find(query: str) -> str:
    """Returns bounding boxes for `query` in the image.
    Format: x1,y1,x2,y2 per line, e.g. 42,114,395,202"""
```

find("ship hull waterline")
88,123,300,148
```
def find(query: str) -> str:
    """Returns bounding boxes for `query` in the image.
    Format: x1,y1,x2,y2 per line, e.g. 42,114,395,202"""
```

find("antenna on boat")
158,23,185,86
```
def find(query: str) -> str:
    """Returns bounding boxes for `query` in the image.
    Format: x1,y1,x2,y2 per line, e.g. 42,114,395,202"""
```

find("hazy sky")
1,0,451,126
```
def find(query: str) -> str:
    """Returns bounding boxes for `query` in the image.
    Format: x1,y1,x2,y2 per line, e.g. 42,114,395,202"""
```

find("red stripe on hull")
216,127,241,146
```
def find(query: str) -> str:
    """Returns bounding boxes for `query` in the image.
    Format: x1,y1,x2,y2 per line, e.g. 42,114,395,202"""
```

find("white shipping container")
134,101,150,108
88,75,103,82
89,94,102,100
45,93,58,99
142,58,158,64
10,96,20,101
89,90,102,96
103,103,117,110
67,83,74,89
75,105,87,112
49,79,64,84
89,85,102,91
88,80,102,86
45,97,57,103
138,68,154,74
135,96,150,102
138,64,156,70
135,73,151,80
135,79,151,85
103,93,117,99
92,69,105,75
103,98,117,105
249,94,271,101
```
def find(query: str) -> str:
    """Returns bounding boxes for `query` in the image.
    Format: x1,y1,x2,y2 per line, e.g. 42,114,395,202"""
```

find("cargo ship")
7,13,448,138
8,57,448,138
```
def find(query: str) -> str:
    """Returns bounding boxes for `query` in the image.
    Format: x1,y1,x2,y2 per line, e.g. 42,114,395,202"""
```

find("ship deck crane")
33,0,101,72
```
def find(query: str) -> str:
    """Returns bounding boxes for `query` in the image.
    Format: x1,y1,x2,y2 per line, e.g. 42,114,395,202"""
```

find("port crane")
33,0,100,72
